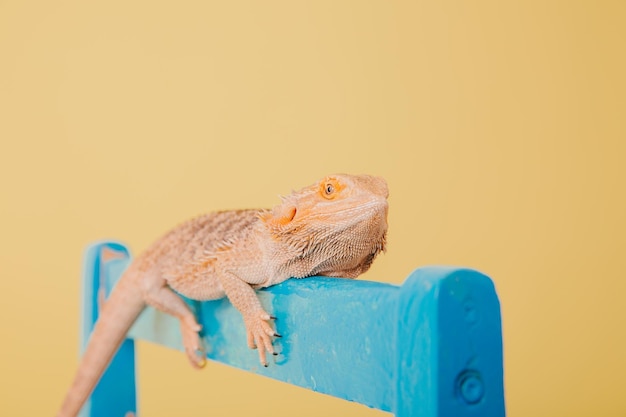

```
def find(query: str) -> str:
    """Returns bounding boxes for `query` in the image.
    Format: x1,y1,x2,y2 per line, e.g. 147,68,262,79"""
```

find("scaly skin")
58,174,389,417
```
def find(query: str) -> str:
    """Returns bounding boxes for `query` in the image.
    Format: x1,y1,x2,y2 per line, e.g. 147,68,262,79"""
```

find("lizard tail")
57,272,145,417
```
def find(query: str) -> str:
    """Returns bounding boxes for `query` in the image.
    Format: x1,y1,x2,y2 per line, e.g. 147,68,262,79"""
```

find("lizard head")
261,174,389,279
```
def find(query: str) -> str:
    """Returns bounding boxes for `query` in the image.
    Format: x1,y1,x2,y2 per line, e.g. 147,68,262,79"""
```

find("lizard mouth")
338,198,388,220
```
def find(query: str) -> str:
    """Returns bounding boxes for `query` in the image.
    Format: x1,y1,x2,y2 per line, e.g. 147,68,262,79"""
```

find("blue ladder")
79,241,505,417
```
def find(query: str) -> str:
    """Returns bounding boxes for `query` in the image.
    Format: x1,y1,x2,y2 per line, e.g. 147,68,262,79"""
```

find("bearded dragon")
58,174,389,417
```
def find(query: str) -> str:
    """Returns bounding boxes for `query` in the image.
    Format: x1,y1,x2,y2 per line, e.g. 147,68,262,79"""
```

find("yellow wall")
1,1,624,416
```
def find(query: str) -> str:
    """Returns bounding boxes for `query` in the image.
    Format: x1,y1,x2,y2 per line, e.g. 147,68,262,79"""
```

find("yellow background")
1,1,624,416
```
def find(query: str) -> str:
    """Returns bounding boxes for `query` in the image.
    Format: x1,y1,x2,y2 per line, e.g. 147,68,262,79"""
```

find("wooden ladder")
78,241,505,417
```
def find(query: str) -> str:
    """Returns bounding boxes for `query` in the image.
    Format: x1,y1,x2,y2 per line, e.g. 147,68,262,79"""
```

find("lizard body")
58,174,389,417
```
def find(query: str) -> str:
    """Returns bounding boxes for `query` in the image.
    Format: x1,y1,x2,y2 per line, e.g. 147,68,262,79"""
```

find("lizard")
57,173,389,417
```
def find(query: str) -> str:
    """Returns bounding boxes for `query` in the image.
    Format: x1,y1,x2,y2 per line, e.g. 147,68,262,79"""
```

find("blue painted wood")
80,241,505,417
79,242,137,417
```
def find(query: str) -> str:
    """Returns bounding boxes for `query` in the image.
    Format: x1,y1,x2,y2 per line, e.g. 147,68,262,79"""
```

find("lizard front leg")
218,271,279,366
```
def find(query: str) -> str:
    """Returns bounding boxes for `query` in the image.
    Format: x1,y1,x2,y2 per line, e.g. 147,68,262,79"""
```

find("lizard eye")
320,178,341,199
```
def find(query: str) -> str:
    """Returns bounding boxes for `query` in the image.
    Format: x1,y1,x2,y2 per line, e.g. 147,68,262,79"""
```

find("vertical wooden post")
79,241,137,417
395,268,505,417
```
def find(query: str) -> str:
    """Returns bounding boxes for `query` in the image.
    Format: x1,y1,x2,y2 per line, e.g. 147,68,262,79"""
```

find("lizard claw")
244,311,279,366
181,318,206,369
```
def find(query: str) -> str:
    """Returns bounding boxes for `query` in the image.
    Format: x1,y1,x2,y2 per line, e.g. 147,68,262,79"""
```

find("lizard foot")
181,318,206,369
244,311,279,367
